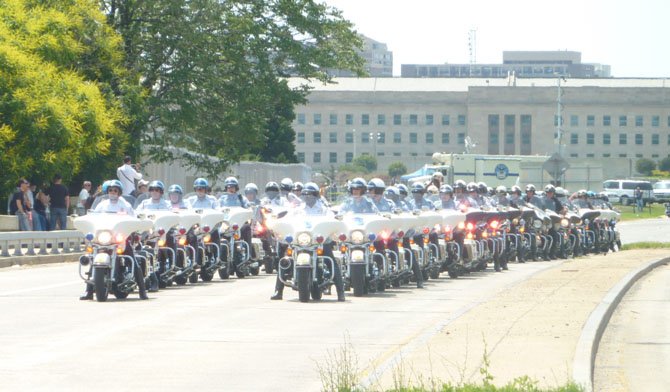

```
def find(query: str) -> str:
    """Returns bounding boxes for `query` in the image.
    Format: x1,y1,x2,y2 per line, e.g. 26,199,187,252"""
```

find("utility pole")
468,29,477,76
352,128,356,161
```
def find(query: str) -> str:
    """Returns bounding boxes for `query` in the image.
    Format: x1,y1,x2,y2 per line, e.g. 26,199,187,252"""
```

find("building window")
635,115,643,127
377,114,385,125
377,132,386,144
393,152,401,157
603,133,611,145
313,132,321,143
652,116,660,127
297,152,305,162
635,133,643,145
442,115,450,125
651,134,659,144
297,132,305,143
603,153,611,158
410,152,418,157
329,152,337,163
329,114,337,125
426,133,434,144
586,133,594,145
313,152,321,163
635,153,643,158
586,153,594,158
554,115,563,127
458,115,466,126
345,152,353,163
345,132,353,143
346,114,353,125
410,132,417,143
603,115,611,126
313,113,321,125
619,153,627,158
504,131,514,145
393,114,401,125
570,115,578,127
488,114,500,154
520,114,532,155
570,133,578,144
297,113,305,125
619,115,627,126
361,114,369,125
409,114,418,125
393,132,401,143
458,133,465,144
426,115,434,125
652,154,659,158
619,133,627,145
587,115,595,127
442,133,450,144
329,132,337,143
361,132,369,143
570,153,578,158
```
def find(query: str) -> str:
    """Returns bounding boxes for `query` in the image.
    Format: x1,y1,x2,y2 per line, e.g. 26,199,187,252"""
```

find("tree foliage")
103,0,365,176
659,156,670,172
0,0,136,200
635,158,656,176
388,162,408,178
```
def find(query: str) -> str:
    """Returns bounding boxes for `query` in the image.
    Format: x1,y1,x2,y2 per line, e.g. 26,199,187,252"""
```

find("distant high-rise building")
402,51,610,78
328,35,393,77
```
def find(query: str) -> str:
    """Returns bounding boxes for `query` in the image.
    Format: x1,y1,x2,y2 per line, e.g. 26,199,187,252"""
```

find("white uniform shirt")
116,164,143,196
186,195,218,209
136,198,171,211
94,198,135,215
77,188,90,209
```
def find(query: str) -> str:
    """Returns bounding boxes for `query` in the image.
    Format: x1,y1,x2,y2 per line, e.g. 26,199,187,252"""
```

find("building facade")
289,77,670,183
401,51,611,78
328,35,393,78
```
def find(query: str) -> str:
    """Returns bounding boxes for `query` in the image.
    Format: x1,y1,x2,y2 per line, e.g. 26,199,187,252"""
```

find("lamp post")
352,128,356,160
369,131,381,157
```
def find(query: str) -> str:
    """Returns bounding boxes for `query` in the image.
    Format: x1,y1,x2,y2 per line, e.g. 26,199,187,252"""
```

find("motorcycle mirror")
276,210,289,219
137,213,146,219
333,214,343,221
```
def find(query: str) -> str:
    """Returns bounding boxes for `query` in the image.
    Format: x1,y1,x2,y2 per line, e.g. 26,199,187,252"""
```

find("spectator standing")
77,181,92,215
634,186,644,213
10,179,32,231
132,179,149,208
32,186,49,231
46,174,69,230
116,156,142,196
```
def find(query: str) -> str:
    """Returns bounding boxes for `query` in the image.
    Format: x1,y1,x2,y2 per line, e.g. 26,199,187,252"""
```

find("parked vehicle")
602,179,653,206
652,180,670,203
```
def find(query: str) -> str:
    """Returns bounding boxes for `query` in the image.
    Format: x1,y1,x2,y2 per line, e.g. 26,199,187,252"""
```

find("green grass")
617,203,666,221
621,242,670,250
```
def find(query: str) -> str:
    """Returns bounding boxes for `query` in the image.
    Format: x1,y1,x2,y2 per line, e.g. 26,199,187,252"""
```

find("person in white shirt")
77,181,91,215
136,181,171,211
116,156,143,196
94,180,135,215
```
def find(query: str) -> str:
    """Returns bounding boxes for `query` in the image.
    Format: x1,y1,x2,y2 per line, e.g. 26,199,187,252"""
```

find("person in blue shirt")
167,184,189,210
186,178,218,209
367,178,395,212
339,178,378,214
435,184,458,210
261,181,288,207
218,177,249,208
407,183,435,211
384,186,409,211
136,181,171,211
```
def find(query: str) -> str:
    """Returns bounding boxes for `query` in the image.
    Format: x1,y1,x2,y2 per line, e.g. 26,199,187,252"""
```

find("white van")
653,180,670,202
602,179,653,205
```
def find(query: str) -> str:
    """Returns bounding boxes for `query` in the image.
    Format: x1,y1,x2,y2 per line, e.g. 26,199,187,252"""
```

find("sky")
323,0,670,78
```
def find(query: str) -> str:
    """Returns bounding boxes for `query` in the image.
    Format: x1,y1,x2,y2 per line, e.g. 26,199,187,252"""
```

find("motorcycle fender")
296,252,312,266
92,253,111,267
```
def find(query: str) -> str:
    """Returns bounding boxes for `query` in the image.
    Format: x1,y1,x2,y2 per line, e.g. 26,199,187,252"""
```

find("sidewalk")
368,249,670,390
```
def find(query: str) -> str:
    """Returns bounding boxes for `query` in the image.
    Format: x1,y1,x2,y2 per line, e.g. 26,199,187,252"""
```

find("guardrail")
0,230,84,257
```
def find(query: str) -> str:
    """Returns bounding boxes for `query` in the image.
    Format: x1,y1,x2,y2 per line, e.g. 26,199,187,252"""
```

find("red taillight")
380,231,390,241
489,220,499,230
115,233,125,244
232,224,239,231
422,227,430,235
179,227,186,235
397,230,404,238
338,233,347,242
466,222,474,231
457,222,465,230
443,225,452,233
316,235,324,244
203,225,211,233
158,228,166,236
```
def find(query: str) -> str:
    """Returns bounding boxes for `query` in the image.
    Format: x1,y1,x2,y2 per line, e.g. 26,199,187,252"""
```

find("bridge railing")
0,230,84,257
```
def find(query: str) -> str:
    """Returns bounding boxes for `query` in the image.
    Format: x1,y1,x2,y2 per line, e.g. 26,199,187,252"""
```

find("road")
617,216,670,245
0,219,665,391
594,263,670,392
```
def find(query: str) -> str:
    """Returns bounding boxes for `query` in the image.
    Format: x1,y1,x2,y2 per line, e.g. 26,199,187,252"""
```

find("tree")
659,156,670,172
0,0,134,200
352,155,377,173
636,158,656,176
102,0,365,176
388,162,408,178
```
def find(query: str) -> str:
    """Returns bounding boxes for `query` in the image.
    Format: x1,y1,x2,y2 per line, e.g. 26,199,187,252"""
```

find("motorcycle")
138,211,181,288
219,207,255,278
75,212,153,302
195,209,228,281
172,211,201,285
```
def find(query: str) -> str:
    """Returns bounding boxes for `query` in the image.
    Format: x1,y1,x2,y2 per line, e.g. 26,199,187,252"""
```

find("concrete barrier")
0,230,85,258
0,215,78,232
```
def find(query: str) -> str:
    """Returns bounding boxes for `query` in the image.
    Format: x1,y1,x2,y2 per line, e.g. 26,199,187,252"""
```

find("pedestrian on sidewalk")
77,181,91,216
116,156,142,197
46,174,69,230
32,185,49,231
634,186,643,213
10,179,32,231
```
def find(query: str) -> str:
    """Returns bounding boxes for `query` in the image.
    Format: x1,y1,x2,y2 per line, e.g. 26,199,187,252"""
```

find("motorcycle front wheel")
93,267,109,302
296,268,311,303
350,264,366,297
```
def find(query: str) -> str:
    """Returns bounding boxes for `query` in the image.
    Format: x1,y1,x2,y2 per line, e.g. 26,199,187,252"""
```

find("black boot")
79,284,94,300
149,273,159,292
135,265,149,300
333,261,345,301
270,277,284,300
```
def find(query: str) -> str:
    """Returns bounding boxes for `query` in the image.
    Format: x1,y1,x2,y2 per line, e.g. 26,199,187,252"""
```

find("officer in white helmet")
136,181,171,211
187,178,218,209
280,177,302,207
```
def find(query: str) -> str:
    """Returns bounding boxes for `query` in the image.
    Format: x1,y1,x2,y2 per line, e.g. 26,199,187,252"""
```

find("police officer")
244,183,260,206
339,178,378,214
136,181,171,211
187,178,218,209
167,184,189,209
218,177,254,259
493,186,509,207
435,184,457,210
280,178,302,207
397,184,410,208
262,181,288,207
385,186,408,211
292,182,304,203
80,180,148,300
367,178,395,212
523,184,543,208
271,183,345,301
542,184,565,260
508,185,526,208
408,183,435,211
464,182,481,209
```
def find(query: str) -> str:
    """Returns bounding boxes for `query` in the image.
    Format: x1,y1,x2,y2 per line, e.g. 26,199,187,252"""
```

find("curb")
0,254,82,269
572,256,670,392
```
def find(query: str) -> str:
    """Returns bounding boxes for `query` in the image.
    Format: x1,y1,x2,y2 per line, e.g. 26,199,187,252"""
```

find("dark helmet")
148,180,165,193
367,178,386,195
193,178,209,189
544,184,556,194
292,182,303,192
454,179,467,191
301,182,320,197
348,177,367,194
244,183,258,195
224,176,239,191
598,192,609,202
280,178,293,192
525,184,536,193
439,184,454,195
510,185,522,195
466,182,478,193
168,184,184,195
265,181,279,192
477,182,488,194
411,182,426,194
397,184,409,197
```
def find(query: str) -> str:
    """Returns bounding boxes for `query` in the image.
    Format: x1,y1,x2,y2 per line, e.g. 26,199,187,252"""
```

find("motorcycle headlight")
96,230,113,245
297,232,312,246
296,252,312,265
533,219,543,229
350,230,365,244
560,218,569,228
93,252,111,266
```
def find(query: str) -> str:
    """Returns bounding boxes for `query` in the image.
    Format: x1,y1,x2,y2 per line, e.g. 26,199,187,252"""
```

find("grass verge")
618,203,666,221
621,242,670,250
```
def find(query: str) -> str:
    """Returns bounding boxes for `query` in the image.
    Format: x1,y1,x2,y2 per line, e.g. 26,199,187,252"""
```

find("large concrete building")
401,51,611,78
289,77,670,188
328,35,393,78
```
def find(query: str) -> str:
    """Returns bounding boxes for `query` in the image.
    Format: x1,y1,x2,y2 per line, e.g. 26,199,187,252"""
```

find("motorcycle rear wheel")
296,268,311,303
263,256,274,274
218,267,230,280
201,269,214,282
350,264,366,297
175,275,187,285
188,271,199,284
93,268,109,302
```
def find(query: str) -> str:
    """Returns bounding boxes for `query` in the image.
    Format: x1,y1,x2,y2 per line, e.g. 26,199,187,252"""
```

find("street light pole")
353,128,357,160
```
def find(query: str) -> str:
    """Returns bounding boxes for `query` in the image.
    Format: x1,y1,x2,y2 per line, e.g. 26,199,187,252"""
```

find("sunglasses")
195,187,206,191
149,188,162,192
108,188,120,193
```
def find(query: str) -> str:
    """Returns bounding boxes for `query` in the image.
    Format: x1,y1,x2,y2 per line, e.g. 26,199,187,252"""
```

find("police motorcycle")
271,208,347,302
190,208,228,281
218,206,255,278
171,210,202,284
76,212,153,302
591,193,621,252
384,212,418,286
434,208,467,278
413,209,444,280
138,210,181,288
